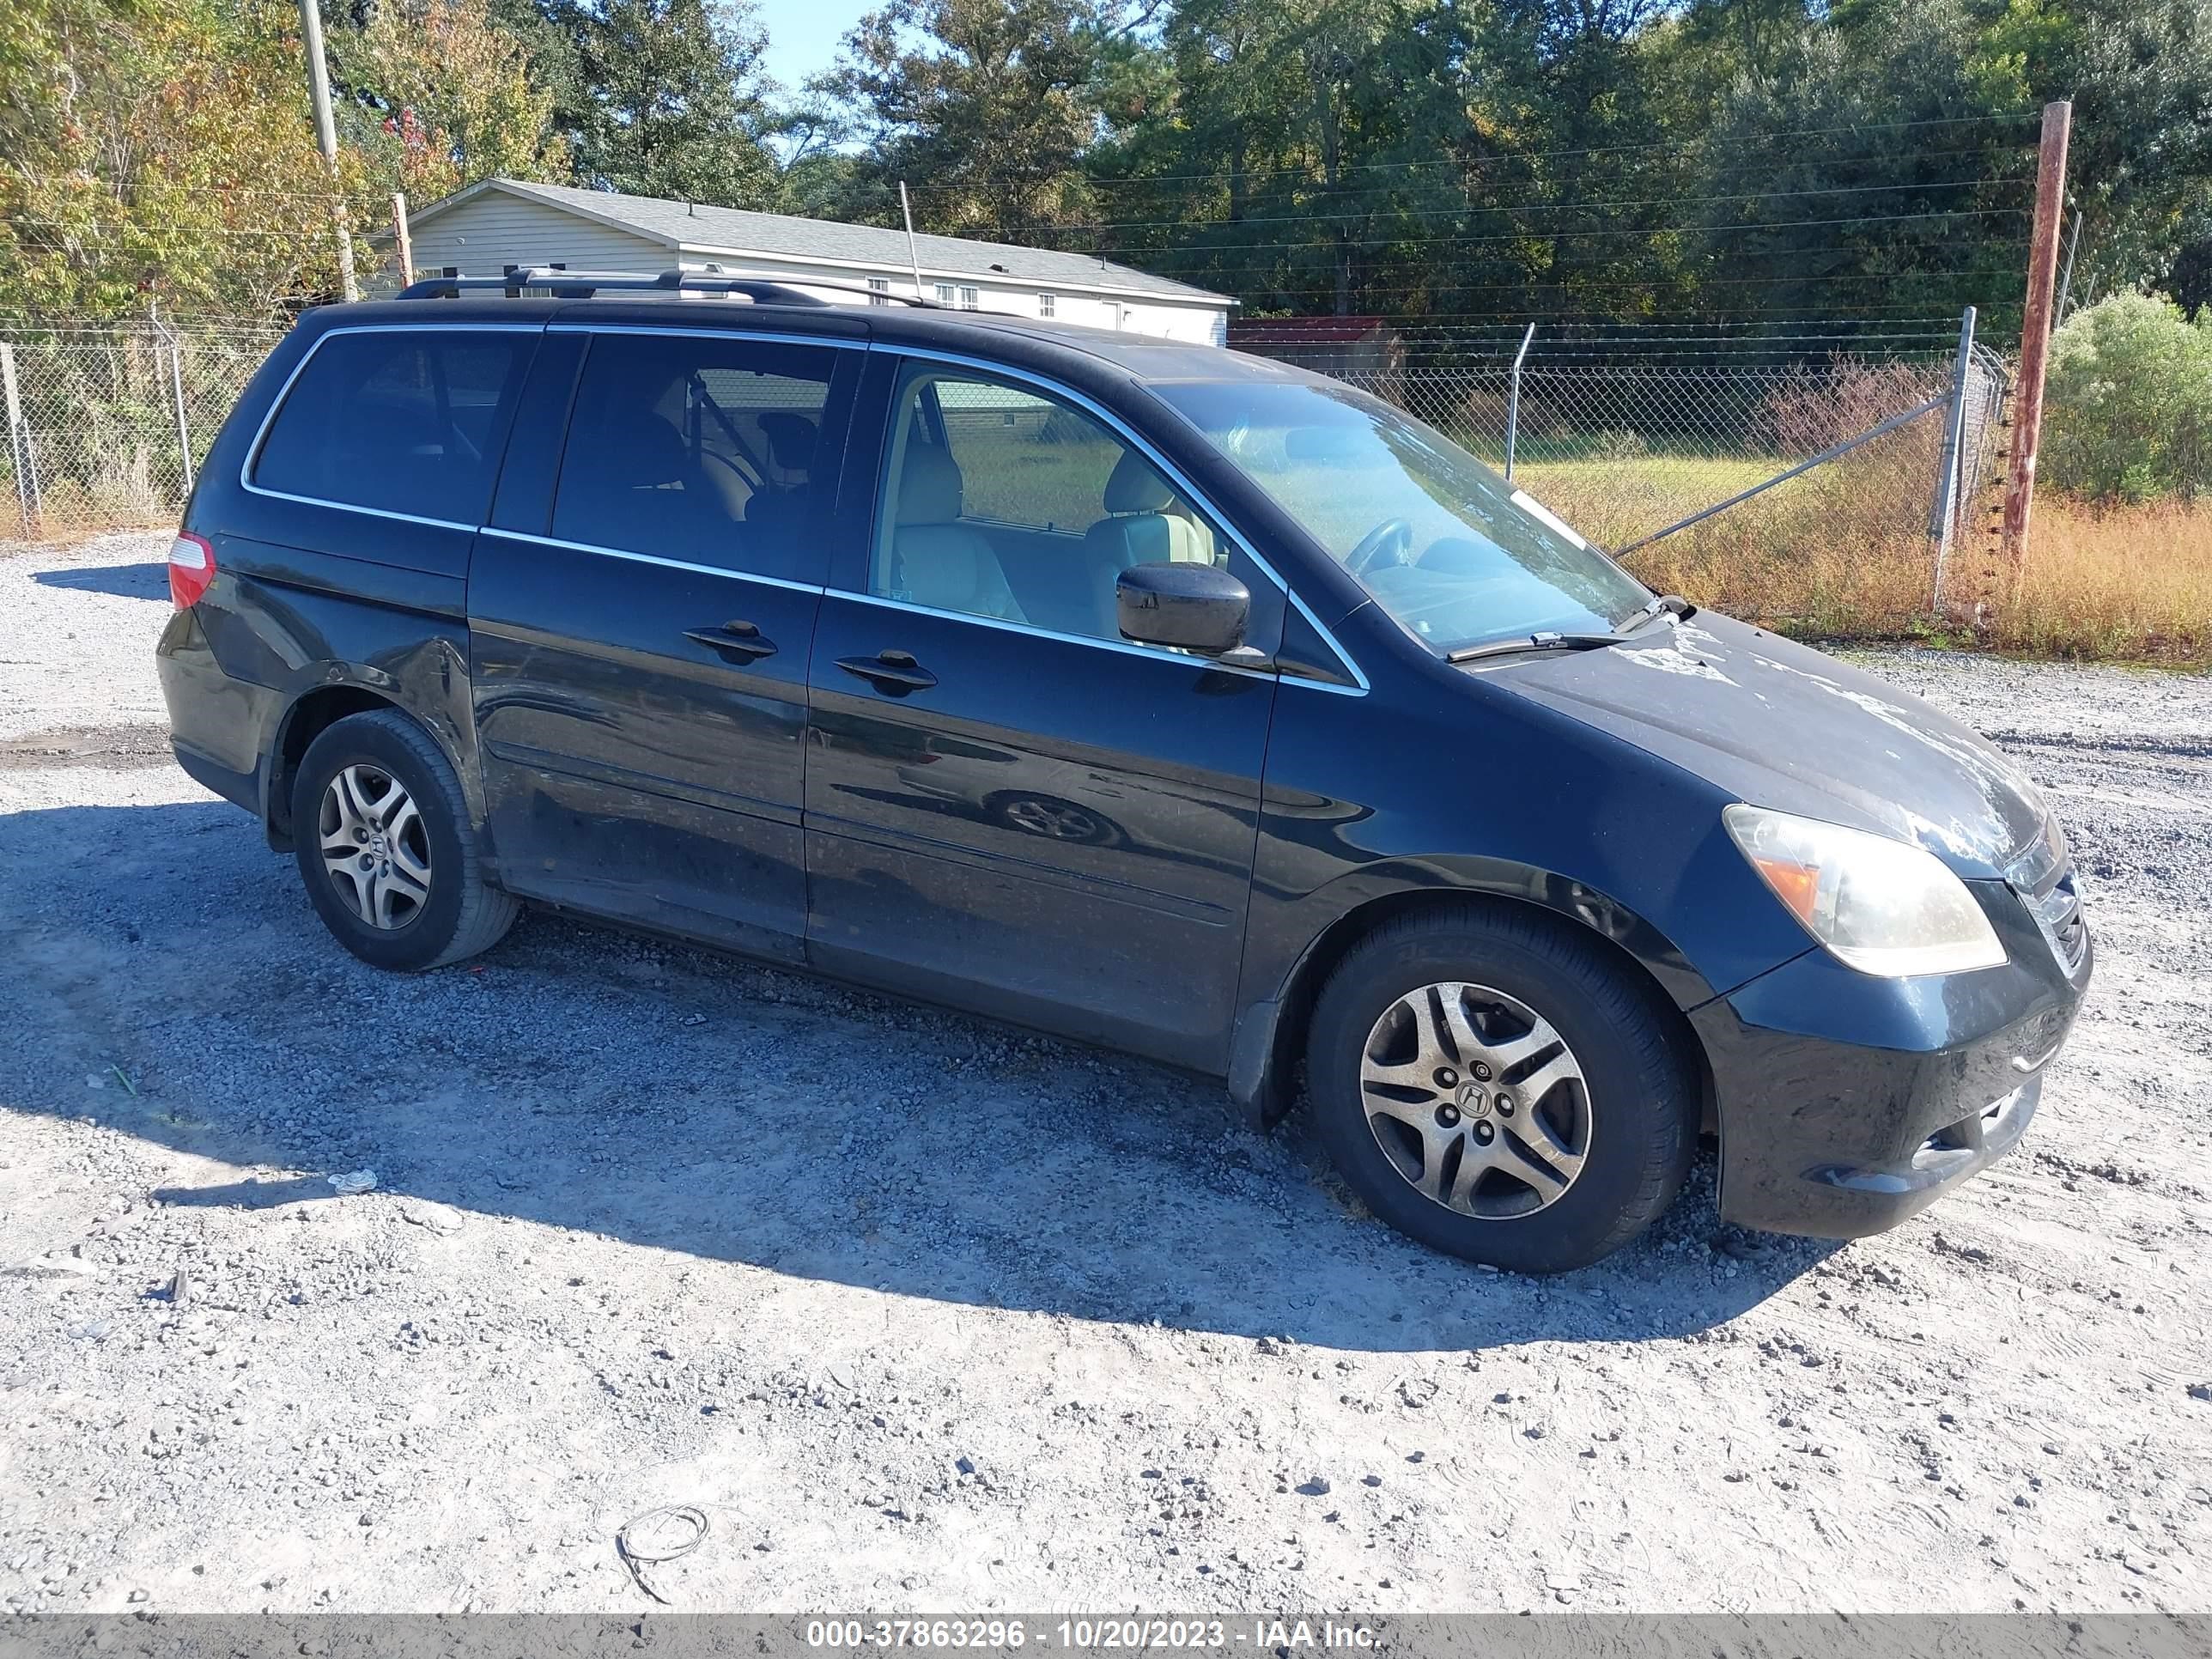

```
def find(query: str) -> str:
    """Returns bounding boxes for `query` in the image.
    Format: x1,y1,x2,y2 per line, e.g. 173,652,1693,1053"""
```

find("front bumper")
1694,879,2091,1238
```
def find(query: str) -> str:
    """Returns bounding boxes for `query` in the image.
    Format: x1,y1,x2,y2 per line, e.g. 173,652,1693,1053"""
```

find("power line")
975,178,2035,235
966,210,2031,264
7,218,343,239
21,182,354,202
1127,263,2033,302
907,141,2039,203
901,112,2045,192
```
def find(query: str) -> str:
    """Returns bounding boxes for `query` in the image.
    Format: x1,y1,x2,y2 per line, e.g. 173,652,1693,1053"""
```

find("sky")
754,0,875,94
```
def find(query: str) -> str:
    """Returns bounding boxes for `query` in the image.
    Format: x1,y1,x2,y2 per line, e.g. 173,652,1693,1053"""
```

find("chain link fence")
1,322,284,538
1323,338,2010,623
1,315,2013,627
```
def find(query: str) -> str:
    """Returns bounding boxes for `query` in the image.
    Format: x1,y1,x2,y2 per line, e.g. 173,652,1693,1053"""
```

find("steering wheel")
1345,518,1413,576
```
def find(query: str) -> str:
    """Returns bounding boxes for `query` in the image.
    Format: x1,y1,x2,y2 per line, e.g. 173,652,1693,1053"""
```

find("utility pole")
392,191,415,288
297,0,358,301
898,182,926,302
2000,100,2070,586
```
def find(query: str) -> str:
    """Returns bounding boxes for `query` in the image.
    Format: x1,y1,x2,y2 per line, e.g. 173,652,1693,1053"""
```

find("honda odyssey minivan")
155,270,2092,1272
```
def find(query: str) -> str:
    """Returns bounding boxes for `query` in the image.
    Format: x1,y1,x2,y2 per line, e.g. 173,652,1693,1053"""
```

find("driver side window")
870,366,1222,641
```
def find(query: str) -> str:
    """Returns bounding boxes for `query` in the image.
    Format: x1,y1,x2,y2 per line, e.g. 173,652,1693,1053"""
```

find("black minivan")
156,271,2092,1272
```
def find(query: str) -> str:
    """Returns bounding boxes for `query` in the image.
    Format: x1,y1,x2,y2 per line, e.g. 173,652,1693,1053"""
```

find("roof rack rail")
396,265,940,307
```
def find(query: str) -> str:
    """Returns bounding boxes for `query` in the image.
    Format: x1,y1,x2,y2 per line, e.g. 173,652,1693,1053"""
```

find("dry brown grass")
1994,499,2212,665
1534,410,1948,639
1517,384,2212,668
1596,486,2212,669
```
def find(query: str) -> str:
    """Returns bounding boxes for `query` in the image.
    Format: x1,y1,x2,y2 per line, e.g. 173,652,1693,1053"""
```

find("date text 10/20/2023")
805,1619,1382,1650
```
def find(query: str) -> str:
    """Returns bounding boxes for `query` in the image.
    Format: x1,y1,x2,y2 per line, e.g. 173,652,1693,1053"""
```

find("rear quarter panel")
167,313,502,838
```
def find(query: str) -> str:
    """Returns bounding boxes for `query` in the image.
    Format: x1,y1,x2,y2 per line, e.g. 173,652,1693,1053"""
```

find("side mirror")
1116,561,1250,655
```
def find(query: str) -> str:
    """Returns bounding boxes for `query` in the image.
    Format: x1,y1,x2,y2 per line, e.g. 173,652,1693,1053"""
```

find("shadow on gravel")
3,797,1841,1353
31,561,168,600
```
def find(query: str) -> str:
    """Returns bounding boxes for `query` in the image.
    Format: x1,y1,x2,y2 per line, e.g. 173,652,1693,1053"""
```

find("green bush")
2043,292,2212,503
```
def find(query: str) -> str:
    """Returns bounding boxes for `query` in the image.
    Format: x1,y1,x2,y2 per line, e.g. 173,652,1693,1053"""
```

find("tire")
1306,904,1695,1273
289,709,518,971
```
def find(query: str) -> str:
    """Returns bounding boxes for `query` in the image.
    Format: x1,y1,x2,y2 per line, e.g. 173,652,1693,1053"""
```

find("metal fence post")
1929,306,1978,614
170,340,195,495
1,342,40,538
1504,323,1534,482
151,308,196,500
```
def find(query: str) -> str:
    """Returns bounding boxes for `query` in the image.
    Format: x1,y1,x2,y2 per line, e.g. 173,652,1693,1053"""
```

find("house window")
1037,293,1056,319
867,276,890,307
934,283,957,305
957,286,979,311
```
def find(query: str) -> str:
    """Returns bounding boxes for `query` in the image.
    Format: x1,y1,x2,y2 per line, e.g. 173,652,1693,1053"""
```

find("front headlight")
1723,805,2007,977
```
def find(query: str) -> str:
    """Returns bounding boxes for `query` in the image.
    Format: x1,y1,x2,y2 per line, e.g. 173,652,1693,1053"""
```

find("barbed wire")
898,112,2046,192
998,191,2035,238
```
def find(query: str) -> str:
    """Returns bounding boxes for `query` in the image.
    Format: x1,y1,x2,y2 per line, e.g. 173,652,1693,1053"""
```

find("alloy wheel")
1358,981,1590,1219
318,763,432,930
1002,797,1103,840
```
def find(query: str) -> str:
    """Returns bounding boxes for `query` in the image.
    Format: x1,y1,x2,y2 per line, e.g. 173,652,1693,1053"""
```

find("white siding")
673,250,1228,343
404,193,673,283
395,185,1233,343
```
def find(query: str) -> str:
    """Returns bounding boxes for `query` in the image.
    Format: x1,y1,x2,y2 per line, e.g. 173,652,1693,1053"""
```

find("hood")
1486,611,2049,876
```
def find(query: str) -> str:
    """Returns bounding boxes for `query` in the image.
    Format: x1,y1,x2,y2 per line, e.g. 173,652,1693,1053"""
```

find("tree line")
3,0,2207,329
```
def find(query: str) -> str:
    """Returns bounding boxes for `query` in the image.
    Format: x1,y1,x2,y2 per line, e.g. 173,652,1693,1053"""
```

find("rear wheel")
290,709,517,971
1307,905,1695,1273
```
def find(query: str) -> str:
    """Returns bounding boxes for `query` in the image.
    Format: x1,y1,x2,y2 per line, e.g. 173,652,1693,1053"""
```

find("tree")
327,0,568,202
1978,0,2212,313
823,0,1107,237
526,0,780,204
0,0,368,319
1689,0,2026,322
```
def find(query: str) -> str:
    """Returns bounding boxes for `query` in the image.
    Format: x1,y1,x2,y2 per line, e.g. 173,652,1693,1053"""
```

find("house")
386,178,1236,344
1229,315,1407,393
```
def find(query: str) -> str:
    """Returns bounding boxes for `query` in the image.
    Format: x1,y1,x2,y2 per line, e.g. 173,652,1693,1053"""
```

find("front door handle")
685,621,777,662
836,650,938,694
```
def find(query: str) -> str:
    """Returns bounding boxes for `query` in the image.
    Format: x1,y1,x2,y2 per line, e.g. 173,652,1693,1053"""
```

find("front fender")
1227,853,1729,1127
1231,664,1821,1126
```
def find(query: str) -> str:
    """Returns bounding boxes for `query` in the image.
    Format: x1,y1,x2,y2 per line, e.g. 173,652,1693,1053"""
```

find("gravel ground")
1,531,2207,1616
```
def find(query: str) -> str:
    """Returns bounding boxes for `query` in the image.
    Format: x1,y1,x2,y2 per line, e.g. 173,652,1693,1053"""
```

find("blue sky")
754,0,874,94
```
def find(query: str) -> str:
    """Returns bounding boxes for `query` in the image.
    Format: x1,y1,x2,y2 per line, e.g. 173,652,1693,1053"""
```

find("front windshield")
1158,378,1653,653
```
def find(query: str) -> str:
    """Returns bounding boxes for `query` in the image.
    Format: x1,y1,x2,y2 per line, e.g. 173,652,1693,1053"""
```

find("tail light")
168,532,216,608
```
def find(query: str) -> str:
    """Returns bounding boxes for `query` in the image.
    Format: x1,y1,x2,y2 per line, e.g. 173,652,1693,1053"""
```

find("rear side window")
550,332,842,581
252,330,531,525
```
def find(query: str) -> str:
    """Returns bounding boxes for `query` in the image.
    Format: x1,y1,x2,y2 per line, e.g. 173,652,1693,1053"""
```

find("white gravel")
1,532,2207,1615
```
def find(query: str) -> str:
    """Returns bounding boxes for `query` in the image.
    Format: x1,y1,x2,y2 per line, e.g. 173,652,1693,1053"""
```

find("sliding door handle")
685,621,777,662
836,651,938,693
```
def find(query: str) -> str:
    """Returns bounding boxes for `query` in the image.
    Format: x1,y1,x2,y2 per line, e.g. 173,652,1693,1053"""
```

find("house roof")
407,178,1232,306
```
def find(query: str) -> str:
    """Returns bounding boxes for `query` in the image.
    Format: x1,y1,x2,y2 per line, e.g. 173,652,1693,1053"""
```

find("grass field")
1996,499,2212,665
1510,454,1784,550
1509,428,2212,668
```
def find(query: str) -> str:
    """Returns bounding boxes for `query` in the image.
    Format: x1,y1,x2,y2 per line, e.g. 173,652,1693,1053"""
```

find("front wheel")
290,709,518,971
1306,905,1696,1273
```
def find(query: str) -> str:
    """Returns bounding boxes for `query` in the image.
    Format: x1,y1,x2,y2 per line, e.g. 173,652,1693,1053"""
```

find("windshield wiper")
1621,592,1697,633
1446,594,1697,665
1447,630,1637,665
